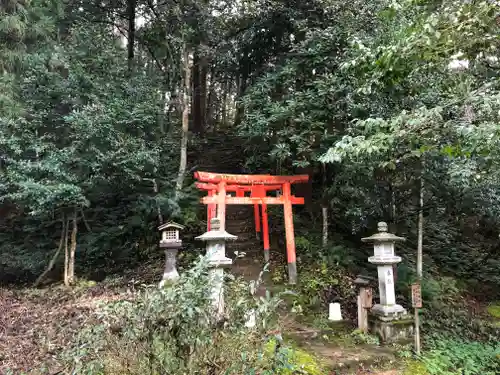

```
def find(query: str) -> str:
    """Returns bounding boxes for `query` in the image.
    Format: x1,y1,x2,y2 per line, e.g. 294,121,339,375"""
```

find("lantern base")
368,312,414,344
208,257,233,268
371,303,406,317
160,241,182,248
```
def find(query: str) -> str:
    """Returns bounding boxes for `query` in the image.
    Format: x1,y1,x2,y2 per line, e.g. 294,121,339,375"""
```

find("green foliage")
58,256,329,374
62,256,284,374
349,329,380,346
420,337,500,375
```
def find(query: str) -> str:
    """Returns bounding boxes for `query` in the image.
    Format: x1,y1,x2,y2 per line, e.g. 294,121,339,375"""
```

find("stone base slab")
368,313,414,344
371,303,407,317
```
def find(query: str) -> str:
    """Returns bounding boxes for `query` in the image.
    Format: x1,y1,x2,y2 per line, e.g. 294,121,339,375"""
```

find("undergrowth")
57,256,325,374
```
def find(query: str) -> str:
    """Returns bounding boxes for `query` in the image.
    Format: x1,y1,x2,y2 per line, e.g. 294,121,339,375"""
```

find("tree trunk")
206,68,216,129
192,52,200,131
322,206,328,248
63,215,70,286
175,46,191,198
127,0,136,70
321,163,328,248
417,173,424,279
67,208,78,286
192,51,208,134
221,78,228,127
34,215,65,287
415,159,424,355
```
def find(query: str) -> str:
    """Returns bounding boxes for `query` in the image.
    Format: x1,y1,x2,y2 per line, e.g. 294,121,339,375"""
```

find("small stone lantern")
362,222,414,344
196,217,237,321
158,221,185,287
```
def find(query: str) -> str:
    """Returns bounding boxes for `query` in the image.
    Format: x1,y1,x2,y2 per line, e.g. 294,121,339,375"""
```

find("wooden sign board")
411,283,422,308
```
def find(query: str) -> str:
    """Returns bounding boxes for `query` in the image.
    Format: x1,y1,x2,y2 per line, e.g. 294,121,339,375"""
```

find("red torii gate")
194,171,309,284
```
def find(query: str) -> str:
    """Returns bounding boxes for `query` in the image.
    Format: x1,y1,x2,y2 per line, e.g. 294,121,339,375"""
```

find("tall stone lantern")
158,221,185,287
362,222,413,343
196,218,236,321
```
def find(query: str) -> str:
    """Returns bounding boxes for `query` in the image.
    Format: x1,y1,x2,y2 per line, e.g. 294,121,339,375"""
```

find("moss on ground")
402,359,428,375
264,339,326,375
487,302,500,319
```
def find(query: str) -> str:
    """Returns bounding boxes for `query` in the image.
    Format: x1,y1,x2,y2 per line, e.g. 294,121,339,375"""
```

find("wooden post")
262,203,270,262
358,287,372,333
283,182,297,284
217,181,227,231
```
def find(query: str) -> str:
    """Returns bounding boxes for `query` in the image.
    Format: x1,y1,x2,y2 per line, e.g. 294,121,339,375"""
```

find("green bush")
60,256,329,374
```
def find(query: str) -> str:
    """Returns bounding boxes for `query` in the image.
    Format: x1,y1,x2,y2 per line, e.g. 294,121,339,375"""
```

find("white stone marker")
328,302,343,321
362,222,406,316
196,218,236,321
245,309,257,328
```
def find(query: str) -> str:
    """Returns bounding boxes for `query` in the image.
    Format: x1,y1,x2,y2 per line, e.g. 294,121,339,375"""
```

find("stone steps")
193,135,271,285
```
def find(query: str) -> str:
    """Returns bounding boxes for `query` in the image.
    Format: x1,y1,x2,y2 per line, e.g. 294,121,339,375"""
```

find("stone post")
196,218,236,321
362,222,414,343
160,247,180,286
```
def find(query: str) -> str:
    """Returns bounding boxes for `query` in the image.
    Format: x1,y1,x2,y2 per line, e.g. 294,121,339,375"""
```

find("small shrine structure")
194,171,309,284
158,221,185,287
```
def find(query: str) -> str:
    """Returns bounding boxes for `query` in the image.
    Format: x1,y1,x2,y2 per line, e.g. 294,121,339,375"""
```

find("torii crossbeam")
194,171,309,284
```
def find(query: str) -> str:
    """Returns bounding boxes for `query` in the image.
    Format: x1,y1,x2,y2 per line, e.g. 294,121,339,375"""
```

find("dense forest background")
1,0,499,294
1,0,500,373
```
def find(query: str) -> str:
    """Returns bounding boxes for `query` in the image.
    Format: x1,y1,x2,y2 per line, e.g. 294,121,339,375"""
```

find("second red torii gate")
194,171,309,284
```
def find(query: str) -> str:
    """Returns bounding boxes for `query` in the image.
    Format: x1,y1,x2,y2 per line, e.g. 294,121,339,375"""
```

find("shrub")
60,256,327,374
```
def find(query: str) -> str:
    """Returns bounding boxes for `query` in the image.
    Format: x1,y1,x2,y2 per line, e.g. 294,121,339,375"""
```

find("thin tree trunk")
67,208,78,286
63,215,70,286
34,215,65,287
321,163,328,247
390,181,398,284
206,68,216,129
322,206,328,248
415,159,424,355
192,52,200,132
175,45,191,198
221,78,228,127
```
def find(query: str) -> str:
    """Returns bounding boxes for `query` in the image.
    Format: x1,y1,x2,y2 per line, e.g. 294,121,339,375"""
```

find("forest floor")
0,261,405,375
0,283,130,373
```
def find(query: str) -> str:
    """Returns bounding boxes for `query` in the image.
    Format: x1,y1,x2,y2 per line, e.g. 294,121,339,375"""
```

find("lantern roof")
354,274,376,285
158,221,185,231
361,222,405,243
195,218,237,241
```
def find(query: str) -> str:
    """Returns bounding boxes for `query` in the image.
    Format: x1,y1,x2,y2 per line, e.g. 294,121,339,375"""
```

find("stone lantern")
196,217,236,321
362,222,413,343
158,221,185,287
